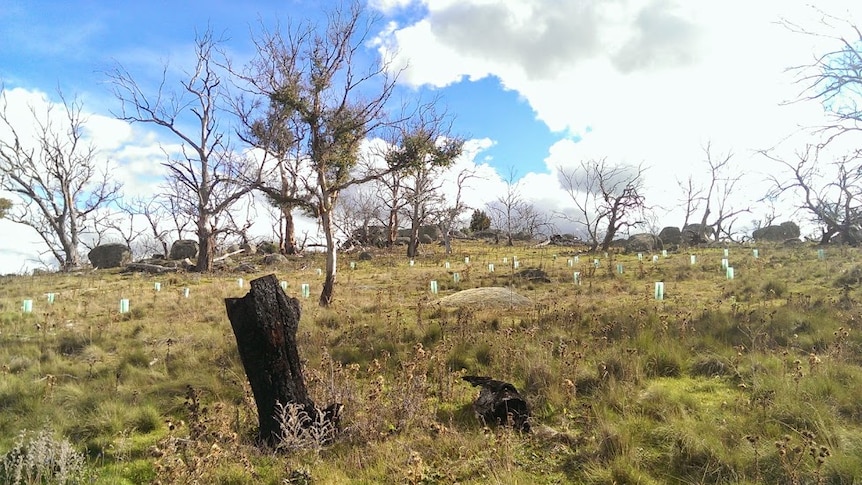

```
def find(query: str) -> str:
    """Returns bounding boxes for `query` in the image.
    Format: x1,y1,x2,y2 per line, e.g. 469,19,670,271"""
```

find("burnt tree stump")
462,376,531,432
225,274,339,445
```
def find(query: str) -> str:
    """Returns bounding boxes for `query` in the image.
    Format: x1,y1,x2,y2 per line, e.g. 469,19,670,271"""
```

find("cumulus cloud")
372,0,862,232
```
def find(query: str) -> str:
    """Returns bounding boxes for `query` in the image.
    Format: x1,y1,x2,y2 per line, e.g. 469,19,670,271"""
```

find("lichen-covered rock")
658,226,681,246
625,233,662,253
682,224,714,245
752,221,801,241
88,243,131,269
263,254,287,266
170,239,199,260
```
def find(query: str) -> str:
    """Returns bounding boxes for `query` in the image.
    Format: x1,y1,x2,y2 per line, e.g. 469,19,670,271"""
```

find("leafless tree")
783,11,862,149
559,159,647,252
695,142,750,241
0,90,121,270
763,145,862,244
437,168,478,254
376,152,409,247
487,168,528,246
333,185,381,248
764,11,862,244
237,1,432,306
677,175,704,229
108,29,258,272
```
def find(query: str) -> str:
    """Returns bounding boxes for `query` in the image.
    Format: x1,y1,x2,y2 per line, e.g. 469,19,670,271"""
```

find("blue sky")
1,0,861,273
0,0,560,176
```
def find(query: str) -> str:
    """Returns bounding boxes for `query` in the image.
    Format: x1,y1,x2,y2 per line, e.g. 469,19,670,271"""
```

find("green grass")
2,241,862,483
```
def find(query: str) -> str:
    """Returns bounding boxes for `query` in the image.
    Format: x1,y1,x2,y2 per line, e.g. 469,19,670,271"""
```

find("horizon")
2,0,862,273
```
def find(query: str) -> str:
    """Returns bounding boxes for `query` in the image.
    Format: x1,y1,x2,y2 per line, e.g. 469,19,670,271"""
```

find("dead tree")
224,274,340,445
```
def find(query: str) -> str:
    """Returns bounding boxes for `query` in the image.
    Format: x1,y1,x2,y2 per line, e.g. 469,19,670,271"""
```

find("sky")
1,0,861,274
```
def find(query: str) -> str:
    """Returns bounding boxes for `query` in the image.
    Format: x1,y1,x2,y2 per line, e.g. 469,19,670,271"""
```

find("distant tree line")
2,3,862,306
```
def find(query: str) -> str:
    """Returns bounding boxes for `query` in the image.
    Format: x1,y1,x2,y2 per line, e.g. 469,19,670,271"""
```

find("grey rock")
170,240,199,260
88,243,132,269
625,233,662,253
263,254,287,265
658,226,681,246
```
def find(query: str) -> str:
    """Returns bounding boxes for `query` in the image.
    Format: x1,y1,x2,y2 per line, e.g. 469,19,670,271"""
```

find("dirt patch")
437,287,532,308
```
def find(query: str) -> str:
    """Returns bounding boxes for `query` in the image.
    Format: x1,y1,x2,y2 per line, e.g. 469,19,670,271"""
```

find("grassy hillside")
2,241,862,484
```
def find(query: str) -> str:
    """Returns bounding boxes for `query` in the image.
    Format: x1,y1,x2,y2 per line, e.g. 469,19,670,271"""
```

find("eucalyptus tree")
0,89,121,270
386,111,464,258
237,1,414,306
558,159,647,252
763,11,862,243
108,29,258,272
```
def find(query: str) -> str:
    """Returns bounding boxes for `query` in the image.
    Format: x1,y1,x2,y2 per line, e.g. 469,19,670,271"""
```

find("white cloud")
374,0,862,232
369,0,417,15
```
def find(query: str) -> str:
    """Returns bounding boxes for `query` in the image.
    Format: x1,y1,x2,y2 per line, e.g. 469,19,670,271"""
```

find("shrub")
0,428,90,484
762,279,787,299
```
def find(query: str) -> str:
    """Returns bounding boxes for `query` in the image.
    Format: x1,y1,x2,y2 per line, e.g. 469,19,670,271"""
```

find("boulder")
263,254,287,266
350,225,388,247
752,221,801,242
419,233,433,244
170,239,199,260
472,229,500,240
682,224,714,245
398,225,442,241
658,226,682,246
236,262,257,273
625,233,662,253
88,243,132,269
358,251,374,261
516,268,550,283
240,242,257,255
549,234,582,246
257,241,279,254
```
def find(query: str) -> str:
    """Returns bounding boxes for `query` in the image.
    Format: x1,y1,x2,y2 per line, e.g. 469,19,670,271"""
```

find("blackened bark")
224,274,316,444
462,376,531,432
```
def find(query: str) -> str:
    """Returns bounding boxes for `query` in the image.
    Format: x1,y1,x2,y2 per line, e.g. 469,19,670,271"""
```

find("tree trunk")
320,210,337,307
224,274,322,445
441,223,453,255
387,208,398,247
196,223,215,272
407,223,420,259
281,207,298,255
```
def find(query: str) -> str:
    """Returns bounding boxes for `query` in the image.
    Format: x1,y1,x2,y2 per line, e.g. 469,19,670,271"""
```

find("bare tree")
377,152,409,247
237,2,425,306
783,11,862,148
487,168,528,246
0,90,121,270
559,159,646,252
437,168,478,254
763,145,862,244
333,185,380,248
109,29,257,272
677,175,704,229
695,142,750,241
765,11,862,244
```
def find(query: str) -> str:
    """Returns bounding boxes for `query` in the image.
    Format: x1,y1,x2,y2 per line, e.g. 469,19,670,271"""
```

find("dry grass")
2,241,862,483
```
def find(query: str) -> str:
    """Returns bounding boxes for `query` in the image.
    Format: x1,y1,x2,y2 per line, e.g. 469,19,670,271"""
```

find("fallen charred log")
462,375,531,432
